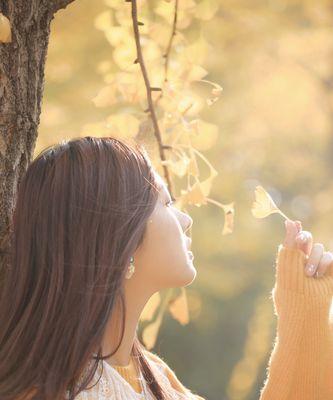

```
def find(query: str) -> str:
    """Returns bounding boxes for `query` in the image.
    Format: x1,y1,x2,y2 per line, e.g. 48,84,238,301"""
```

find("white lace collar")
72,356,198,399
73,356,167,399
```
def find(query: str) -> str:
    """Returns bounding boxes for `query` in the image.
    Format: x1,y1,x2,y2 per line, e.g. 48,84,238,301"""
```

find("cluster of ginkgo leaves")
85,0,235,349
87,0,291,350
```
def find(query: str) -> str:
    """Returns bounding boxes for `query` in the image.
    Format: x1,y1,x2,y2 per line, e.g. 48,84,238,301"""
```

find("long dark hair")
0,136,174,400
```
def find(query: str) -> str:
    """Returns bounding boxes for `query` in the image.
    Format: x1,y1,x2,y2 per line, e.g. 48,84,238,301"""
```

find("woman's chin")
182,260,197,286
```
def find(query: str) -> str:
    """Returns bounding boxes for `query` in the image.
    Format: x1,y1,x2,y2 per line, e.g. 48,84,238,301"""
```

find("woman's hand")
283,219,333,278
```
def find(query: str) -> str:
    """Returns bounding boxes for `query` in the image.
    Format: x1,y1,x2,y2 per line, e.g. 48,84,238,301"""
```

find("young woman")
0,136,332,400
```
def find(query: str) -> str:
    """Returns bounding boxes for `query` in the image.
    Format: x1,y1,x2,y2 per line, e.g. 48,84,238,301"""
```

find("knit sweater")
76,245,333,399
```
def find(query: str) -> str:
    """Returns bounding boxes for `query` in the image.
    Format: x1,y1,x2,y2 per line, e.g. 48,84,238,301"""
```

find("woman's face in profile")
131,172,196,293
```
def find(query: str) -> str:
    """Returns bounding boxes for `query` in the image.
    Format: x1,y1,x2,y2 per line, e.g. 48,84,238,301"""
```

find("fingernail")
305,264,315,276
298,233,306,242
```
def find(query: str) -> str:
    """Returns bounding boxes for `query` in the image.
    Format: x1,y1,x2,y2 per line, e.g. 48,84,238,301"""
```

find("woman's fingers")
282,219,333,278
283,220,300,248
295,230,313,257
315,251,333,278
304,243,324,277
283,220,313,256
302,242,333,278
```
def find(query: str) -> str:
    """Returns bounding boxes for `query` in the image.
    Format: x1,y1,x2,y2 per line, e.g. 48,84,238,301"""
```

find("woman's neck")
100,278,155,366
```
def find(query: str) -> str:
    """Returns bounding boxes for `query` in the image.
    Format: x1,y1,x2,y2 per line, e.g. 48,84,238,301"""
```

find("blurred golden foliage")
38,0,333,398
86,0,234,350
0,13,11,43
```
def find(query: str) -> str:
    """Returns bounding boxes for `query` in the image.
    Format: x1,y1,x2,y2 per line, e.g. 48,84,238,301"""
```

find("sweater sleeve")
259,244,333,400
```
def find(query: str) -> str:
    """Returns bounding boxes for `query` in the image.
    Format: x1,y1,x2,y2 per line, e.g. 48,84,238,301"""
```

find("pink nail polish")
299,233,306,242
306,264,315,275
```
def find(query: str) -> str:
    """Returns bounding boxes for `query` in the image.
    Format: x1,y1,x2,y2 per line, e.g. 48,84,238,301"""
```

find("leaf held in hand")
251,185,280,219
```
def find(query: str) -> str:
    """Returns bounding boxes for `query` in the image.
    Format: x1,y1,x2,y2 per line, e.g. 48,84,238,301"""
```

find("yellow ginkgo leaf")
140,292,161,322
200,170,218,197
161,156,190,177
189,119,219,151
141,313,163,350
168,287,189,326
0,13,11,43
188,153,199,178
251,185,289,220
186,64,208,82
180,181,207,206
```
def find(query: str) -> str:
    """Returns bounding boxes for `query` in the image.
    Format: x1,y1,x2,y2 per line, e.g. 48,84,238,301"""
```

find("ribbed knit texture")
76,245,333,399
259,245,333,400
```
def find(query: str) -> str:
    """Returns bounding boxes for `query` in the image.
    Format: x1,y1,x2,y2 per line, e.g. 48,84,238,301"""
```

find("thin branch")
163,0,179,82
130,0,175,200
155,0,179,107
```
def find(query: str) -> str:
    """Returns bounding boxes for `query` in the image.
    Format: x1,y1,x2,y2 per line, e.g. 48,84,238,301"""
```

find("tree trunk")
0,0,75,288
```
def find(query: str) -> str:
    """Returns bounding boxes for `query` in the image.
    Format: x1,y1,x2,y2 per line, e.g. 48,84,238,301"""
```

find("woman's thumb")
283,219,312,256
283,219,300,249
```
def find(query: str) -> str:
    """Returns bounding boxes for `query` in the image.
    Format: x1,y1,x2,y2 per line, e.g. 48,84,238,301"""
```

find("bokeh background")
36,1,333,399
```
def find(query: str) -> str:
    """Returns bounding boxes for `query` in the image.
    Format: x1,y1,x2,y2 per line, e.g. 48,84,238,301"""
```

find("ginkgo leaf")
187,65,208,81
251,185,289,220
168,287,189,325
160,157,190,177
141,313,163,350
189,119,219,151
0,13,11,43
188,152,199,177
140,292,161,322
180,181,207,206
178,92,205,116
184,35,208,65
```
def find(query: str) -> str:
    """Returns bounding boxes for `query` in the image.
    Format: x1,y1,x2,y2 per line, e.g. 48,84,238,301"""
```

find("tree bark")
0,0,76,287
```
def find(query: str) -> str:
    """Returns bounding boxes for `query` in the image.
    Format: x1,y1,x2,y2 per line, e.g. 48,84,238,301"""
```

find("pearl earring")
125,256,135,279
